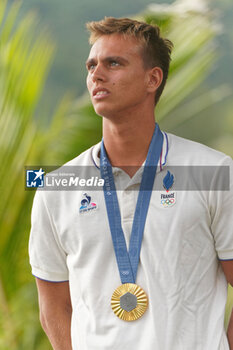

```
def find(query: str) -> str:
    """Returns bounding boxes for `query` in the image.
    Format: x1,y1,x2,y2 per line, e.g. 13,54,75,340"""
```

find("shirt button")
125,190,131,195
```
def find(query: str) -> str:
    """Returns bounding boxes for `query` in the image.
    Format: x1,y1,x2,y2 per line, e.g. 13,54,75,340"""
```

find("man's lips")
92,88,110,100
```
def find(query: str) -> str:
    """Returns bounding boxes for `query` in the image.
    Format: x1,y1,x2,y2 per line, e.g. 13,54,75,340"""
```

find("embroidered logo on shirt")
163,170,174,192
161,171,176,208
79,193,97,214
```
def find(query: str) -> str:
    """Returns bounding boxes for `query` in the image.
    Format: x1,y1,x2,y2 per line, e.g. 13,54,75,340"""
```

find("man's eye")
87,64,96,71
110,61,119,67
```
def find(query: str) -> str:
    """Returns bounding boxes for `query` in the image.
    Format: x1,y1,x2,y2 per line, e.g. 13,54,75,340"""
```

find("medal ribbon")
100,124,163,284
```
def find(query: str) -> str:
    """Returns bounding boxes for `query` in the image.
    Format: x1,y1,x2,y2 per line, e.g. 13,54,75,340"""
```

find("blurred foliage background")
0,0,232,348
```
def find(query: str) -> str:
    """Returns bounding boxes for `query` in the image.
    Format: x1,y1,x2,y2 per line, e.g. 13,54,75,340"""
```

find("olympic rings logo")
161,198,175,206
121,270,130,276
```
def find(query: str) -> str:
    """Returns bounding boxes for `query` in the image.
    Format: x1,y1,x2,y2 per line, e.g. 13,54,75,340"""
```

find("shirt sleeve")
210,156,233,260
29,190,69,281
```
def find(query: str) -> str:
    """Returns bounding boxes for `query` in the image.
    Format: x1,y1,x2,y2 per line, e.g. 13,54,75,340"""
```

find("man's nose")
91,64,106,82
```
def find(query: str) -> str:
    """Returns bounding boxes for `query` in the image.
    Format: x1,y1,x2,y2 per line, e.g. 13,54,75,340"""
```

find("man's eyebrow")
104,56,129,64
86,56,129,66
86,58,95,66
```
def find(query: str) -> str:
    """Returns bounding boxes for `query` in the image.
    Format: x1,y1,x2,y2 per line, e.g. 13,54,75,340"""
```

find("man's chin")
94,106,115,119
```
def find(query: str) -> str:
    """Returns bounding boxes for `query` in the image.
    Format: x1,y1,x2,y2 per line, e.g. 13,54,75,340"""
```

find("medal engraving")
120,292,137,312
111,283,148,321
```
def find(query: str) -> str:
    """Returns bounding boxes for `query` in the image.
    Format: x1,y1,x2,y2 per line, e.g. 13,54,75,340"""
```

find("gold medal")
111,283,148,321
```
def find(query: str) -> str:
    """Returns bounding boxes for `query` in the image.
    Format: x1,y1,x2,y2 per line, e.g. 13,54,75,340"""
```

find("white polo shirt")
29,131,233,350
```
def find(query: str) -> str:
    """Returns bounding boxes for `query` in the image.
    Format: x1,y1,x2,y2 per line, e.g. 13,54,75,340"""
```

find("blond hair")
86,17,173,104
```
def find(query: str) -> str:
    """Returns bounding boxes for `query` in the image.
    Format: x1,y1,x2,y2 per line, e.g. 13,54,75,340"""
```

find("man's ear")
147,67,163,93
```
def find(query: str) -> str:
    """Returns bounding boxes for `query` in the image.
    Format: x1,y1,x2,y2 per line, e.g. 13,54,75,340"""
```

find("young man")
29,17,233,349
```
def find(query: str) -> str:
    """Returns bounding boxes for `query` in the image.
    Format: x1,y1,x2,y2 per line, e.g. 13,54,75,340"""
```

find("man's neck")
102,114,156,178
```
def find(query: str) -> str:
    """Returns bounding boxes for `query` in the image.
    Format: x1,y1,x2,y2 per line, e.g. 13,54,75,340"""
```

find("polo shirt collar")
91,131,169,174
